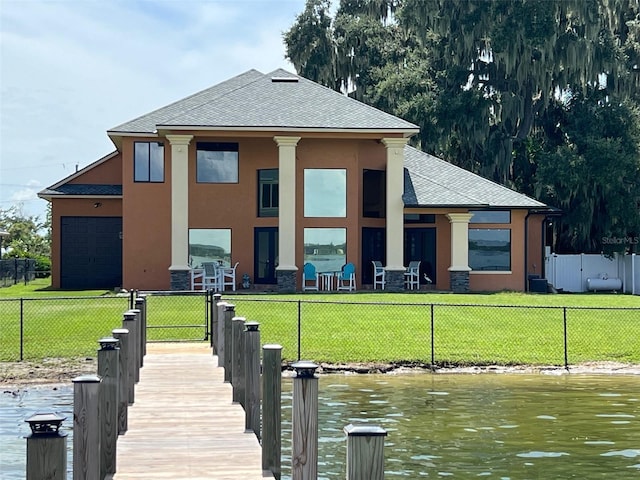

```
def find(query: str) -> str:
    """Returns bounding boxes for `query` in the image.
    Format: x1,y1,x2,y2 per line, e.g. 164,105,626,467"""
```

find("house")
39,69,552,292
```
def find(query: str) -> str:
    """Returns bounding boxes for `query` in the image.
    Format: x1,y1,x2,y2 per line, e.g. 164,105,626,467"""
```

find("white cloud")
0,0,305,217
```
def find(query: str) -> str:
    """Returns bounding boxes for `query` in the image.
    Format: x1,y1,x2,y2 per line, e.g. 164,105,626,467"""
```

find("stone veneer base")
170,269,190,291
385,270,405,292
277,269,297,293
450,270,470,293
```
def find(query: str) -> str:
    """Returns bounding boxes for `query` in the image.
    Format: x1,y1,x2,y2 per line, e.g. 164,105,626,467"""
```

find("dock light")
25,412,66,435
291,360,319,378
99,337,119,349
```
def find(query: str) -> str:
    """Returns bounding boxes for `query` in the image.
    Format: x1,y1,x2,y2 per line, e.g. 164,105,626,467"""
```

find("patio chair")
337,262,356,291
372,261,386,290
202,262,221,291
302,262,319,291
404,260,421,290
221,262,239,291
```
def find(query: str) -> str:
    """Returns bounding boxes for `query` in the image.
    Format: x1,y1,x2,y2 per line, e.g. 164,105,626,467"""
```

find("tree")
0,206,51,259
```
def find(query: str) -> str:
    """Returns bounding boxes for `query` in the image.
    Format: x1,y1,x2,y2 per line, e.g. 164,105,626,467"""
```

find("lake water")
1,374,639,479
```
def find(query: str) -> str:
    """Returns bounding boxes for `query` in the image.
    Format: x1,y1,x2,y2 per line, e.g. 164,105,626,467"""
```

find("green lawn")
1,279,639,366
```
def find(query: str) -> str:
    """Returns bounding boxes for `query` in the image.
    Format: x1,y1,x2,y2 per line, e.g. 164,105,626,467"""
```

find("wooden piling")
135,296,147,362
244,321,261,439
129,308,142,371
216,301,228,367
262,344,282,479
25,413,67,480
72,374,101,480
211,292,222,352
231,316,246,404
344,424,387,480
97,337,119,479
122,311,138,392
223,304,235,382
291,361,319,480
111,328,130,433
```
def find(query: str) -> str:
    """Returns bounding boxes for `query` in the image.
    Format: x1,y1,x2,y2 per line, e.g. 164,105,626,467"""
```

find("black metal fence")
1,290,638,369
0,258,35,287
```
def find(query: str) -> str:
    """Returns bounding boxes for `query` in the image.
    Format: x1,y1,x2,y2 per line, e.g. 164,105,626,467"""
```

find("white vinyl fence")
545,250,640,294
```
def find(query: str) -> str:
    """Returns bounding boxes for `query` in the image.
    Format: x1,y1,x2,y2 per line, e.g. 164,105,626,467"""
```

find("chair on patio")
404,260,421,290
221,262,239,291
302,262,319,291
372,261,386,290
337,262,356,291
202,262,221,291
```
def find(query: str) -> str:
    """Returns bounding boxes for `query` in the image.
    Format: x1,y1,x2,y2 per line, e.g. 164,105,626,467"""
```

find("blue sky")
0,0,306,220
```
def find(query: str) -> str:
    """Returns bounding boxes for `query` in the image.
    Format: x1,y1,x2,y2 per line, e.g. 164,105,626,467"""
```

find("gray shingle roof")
403,146,547,208
109,69,418,134
39,184,122,197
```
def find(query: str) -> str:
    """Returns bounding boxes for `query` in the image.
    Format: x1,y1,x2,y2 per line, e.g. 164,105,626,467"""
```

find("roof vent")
271,76,299,83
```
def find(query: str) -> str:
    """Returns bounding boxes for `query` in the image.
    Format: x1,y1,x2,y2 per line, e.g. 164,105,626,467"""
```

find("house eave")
38,194,123,201
154,125,420,137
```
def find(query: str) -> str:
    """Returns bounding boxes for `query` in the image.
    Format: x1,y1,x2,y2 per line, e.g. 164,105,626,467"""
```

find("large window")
188,229,231,267
470,210,511,224
304,169,346,217
134,142,164,182
362,169,385,218
469,229,511,271
303,228,346,273
258,169,278,217
196,142,239,183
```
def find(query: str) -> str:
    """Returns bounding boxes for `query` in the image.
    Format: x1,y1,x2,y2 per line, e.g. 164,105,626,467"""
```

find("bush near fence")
2,291,638,368
0,258,36,287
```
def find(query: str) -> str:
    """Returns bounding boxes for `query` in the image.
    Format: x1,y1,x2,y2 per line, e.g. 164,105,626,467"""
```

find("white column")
446,213,474,271
273,136,301,271
381,138,408,270
166,134,193,270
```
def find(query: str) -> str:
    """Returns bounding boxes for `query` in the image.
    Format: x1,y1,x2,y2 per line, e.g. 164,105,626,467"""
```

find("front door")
404,228,437,284
254,227,278,284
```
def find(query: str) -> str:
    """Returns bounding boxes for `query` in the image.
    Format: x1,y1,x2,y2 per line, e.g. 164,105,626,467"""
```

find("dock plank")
112,343,272,480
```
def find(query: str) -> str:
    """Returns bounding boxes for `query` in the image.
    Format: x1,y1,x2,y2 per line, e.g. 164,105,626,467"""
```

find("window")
196,142,238,183
362,169,385,218
304,169,346,217
469,229,511,271
134,142,164,182
188,229,231,267
470,210,511,224
404,214,436,224
258,169,278,217
303,228,346,273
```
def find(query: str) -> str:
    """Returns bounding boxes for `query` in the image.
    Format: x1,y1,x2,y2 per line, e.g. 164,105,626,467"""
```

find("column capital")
446,213,474,224
381,137,408,149
273,136,301,148
165,134,194,146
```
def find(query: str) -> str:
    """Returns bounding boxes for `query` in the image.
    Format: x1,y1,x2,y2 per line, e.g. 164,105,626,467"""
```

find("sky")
0,0,306,220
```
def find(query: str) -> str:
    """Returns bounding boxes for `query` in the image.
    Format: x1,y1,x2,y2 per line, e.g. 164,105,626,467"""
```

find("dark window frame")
133,141,165,183
196,142,239,184
258,169,279,217
468,228,512,271
362,169,386,218
469,210,511,224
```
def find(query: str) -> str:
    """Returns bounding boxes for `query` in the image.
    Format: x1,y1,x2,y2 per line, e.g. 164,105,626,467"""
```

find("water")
1,375,639,479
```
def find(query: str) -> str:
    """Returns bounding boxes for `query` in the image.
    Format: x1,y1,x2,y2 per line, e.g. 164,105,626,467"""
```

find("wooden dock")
110,342,273,479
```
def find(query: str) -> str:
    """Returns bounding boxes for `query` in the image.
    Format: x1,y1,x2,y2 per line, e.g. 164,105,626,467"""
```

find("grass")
1,279,639,365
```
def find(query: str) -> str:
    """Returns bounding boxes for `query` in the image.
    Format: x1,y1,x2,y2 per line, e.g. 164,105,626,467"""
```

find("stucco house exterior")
39,69,552,292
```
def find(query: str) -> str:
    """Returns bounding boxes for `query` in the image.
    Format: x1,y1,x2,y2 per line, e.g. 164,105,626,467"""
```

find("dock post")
112,328,130,434
223,304,235,382
344,424,387,480
25,413,67,480
216,301,228,367
262,344,282,479
135,296,147,361
121,313,137,403
291,361,319,480
72,374,101,480
98,337,119,479
129,308,142,372
231,316,246,404
245,321,261,439
211,292,222,351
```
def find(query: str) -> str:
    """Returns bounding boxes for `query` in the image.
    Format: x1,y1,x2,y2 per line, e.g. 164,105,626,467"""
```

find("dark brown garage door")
60,216,122,290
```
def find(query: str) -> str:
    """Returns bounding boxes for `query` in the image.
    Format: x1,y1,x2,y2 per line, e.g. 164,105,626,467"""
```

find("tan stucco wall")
68,153,122,184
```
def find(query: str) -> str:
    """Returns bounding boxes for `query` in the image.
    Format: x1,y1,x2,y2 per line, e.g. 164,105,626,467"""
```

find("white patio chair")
404,260,421,290
202,262,221,291
221,262,239,291
372,261,386,290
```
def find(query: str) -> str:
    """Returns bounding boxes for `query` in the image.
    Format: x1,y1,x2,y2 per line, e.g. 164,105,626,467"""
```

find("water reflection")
2,375,639,479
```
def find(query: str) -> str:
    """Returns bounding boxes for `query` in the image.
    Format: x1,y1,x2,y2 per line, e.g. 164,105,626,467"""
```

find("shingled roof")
403,146,546,208
108,69,418,135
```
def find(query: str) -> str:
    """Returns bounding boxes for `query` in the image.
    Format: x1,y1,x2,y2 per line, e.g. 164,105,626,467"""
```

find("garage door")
60,216,122,290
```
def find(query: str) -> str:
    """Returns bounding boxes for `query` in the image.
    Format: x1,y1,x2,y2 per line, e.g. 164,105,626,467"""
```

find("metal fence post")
232,316,246,405
112,328,130,434
20,298,24,361
344,424,387,480
430,303,435,367
72,374,101,480
245,321,261,439
563,307,569,370
262,344,282,479
97,337,119,479
25,413,67,480
291,361,319,480
297,300,301,361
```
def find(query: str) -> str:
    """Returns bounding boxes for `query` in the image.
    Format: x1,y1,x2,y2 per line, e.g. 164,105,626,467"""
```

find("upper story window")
404,214,436,224
470,210,511,224
362,169,385,218
196,142,239,183
134,142,164,182
258,169,278,217
304,169,346,217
